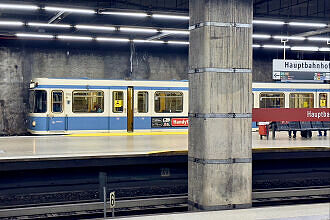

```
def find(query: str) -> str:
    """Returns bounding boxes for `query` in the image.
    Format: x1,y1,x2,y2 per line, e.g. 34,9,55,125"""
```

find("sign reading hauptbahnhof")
273,59,330,82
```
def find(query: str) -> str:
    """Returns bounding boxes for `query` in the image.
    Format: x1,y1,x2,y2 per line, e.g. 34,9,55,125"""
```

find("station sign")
273,59,330,82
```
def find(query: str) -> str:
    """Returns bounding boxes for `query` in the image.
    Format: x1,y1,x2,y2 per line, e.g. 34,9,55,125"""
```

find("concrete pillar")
188,0,253,211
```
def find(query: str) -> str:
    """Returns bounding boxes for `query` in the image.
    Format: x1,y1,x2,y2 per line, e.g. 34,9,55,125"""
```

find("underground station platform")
0,132,329,219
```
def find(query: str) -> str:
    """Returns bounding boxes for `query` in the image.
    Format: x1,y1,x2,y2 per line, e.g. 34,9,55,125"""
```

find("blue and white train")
28,78,329,134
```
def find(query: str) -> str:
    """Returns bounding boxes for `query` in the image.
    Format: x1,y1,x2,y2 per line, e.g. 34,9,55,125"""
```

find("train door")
127,87,134,132
111,89,127,131
48,90,67,132
133,90,150,130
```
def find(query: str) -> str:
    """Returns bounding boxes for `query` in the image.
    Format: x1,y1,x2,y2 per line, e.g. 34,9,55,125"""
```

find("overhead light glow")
263,45,290,49
101,11,148,17
291,46,319,51
75,25,115,31
152,14,190,20
273,36,306,40
120,27,158,33
28,22,71,28
133,39,164,44
167,41,189,45
288,22,327,27
96,37,129,42
319,47,330,52
308,37,330,41
44,6,96,14
57,35,93,41
16,33,54,39
0,21,24,26
161,30,190,35
0,3,39,10
252,20,285,25
252,34,271,39
253,44,261,48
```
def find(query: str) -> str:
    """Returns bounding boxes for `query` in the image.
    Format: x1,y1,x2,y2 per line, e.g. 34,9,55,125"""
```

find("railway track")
0,187,329,219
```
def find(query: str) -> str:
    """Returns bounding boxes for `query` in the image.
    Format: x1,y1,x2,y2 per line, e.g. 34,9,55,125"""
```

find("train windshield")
29,90,47,113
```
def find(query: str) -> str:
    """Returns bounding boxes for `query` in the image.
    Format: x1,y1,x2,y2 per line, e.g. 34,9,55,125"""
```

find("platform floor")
0,131,328,161
117,203,330,220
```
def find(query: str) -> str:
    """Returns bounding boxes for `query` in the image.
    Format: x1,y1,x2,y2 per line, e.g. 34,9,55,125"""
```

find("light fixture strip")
319,47,330,52
120,27,158,33
28,22,71,28
0,21,24,26
96,37,129,42
263,45,291,49
291,46,319,51
167,41,189,45
133,39,165,43
44,6,96,14
252,20,285,25
273,36,306,40
57,35,93,40
288,22,327,27
100,11,148,17
308,37,330,41
252,34,271,39
0,3,39,10
161,30,190,35
152,14,189,20
75,25,116,31
16,33,54,39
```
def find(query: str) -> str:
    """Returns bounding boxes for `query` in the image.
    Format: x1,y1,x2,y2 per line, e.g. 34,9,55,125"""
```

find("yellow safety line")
148,150,188,154
68,131,188,137
253,146,330,150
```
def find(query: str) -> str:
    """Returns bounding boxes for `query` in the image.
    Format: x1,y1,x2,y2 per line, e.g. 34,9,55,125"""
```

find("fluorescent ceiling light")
96,37,129,42
161,30,190,35
16,33,54,39
57,35,93,40
252,20,285,25
0,21,24,26
133,39,164,44
252,34,271,39
167,41,189,45
0,3,39,10
288,22,327,27
28,22,71,28
291,46,319,51
273,36,306,40
263,45,290,49
253,44,261,48
44,6,95,14
152,14,190,20
308,37,330,41
319,47,330,52
120,27,158,33
75,25,115,31
101,11,148,17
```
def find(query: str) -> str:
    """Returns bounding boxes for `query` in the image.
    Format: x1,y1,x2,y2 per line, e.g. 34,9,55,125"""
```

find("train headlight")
32,121,36,127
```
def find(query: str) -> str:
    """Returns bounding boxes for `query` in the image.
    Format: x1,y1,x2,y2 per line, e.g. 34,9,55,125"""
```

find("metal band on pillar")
188,157,252,164
189,22,252,30
188,68,252,74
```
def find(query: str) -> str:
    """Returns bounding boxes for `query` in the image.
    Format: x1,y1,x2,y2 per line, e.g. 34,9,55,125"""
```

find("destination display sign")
272,59,330,82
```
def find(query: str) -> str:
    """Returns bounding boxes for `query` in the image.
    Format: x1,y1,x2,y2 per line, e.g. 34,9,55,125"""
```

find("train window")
113,91,124,113
29,90,47,113
72,91,104,113
319,93,327,107
154,91,183,113
52,91,63,113
289,93,314,108
137,91,148,113
259,93,285,108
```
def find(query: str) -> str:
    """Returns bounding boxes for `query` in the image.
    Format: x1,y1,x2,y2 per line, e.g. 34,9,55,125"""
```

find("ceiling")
0,0,329,52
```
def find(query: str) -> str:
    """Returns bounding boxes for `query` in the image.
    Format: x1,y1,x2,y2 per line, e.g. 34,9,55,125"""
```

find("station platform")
0,131,329,162
116,203,330,220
